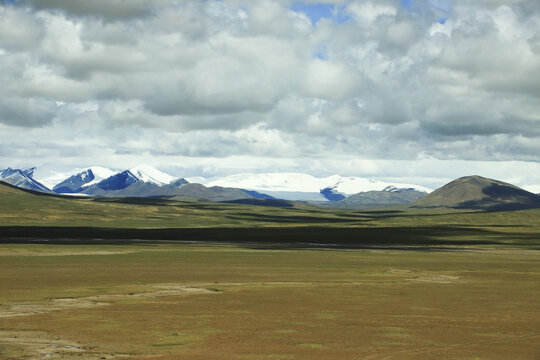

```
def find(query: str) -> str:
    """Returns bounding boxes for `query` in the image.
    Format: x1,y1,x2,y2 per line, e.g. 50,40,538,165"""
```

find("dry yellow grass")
1,244,539,359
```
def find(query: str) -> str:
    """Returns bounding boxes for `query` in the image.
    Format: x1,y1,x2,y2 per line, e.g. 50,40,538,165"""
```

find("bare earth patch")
0,248,144,257
0,330,132,359
388,268,461,283
0,285,217,319
406,274,460,283
0,285,219,359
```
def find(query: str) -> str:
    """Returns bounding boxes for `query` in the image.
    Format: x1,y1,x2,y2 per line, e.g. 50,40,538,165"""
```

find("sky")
0,0,539,191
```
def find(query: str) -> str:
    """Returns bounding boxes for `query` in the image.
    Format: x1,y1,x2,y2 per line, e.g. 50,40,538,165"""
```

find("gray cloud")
0,97,56,127
0,5,44,51
19,0,162,20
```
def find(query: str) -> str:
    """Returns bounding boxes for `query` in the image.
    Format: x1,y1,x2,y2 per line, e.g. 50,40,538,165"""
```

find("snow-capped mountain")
129,164,174,186
71,165,259,201
203,173,337,201
53,167,116,194
75,166,254,201
203,173,432,201
79,164,185,196
52,164,176,194
80,167,117,187
0,167,51,192
93,170,139,191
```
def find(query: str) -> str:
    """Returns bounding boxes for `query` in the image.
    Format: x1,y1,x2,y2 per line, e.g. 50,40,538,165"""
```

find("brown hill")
411,175,540,210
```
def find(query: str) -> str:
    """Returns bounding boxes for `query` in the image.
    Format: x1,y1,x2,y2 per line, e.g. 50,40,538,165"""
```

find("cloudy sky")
0,0,539,190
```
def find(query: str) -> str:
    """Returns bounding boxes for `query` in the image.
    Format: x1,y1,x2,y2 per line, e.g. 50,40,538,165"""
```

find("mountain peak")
22,167,36,178
129,164,174,186
52,166,116,193
76,165,175,194
87,166,116,177
0,167,51,193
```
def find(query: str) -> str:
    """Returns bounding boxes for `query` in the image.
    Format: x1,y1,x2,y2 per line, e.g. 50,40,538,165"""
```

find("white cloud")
347,2,397,24
300,59,363,100
0,6,44,51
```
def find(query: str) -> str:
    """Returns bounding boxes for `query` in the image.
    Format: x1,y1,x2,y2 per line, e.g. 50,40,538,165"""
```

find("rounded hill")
411,175,540,211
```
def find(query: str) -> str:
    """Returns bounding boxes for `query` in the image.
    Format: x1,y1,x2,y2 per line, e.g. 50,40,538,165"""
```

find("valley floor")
1,243,539,359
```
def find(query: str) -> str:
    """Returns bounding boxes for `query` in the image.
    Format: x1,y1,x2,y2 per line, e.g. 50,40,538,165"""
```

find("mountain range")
203,172,432,201
0,165,433,203
52,165,254,202
1,165,539,210
52,166,116,193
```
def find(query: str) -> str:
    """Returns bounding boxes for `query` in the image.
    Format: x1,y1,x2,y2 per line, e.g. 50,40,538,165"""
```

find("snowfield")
203,173,432,195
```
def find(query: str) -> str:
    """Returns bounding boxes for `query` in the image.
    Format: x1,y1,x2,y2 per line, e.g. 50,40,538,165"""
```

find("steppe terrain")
1,182,539,359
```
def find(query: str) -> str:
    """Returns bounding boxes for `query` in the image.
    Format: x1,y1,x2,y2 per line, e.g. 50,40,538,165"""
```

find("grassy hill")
1,181,539,248
0,180,352,228
320,189,427,209
412,175,540,210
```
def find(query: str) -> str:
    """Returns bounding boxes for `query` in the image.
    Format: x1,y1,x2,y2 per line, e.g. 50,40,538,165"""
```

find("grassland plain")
1,244,540,359
1,182,540,359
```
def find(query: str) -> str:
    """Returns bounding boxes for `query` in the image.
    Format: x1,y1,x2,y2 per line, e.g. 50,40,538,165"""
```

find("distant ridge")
0,180,91,201
411,175,540,211
0,180,50,196
323,188,427,209
165,183,254,202
0,167,51,193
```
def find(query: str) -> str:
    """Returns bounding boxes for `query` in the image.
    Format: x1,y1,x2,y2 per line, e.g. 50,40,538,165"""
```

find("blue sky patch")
400,0,416,10
401,0,451,23
314,45,328,60
429,0,452,13
291,2,350,25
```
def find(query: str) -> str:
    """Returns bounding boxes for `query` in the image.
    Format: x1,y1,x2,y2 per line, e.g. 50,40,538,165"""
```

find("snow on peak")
88,166,116,179
80,171,91,181
129,164,174,186
329,177,432,194
80,166,116,188
185,176,206,184
22,167,36,178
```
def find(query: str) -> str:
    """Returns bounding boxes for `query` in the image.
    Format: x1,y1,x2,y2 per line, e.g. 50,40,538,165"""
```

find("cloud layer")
0,0,539,187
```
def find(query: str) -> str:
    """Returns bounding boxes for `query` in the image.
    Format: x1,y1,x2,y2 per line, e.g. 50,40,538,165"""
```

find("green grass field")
0,183,539,359
1,244,539,359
